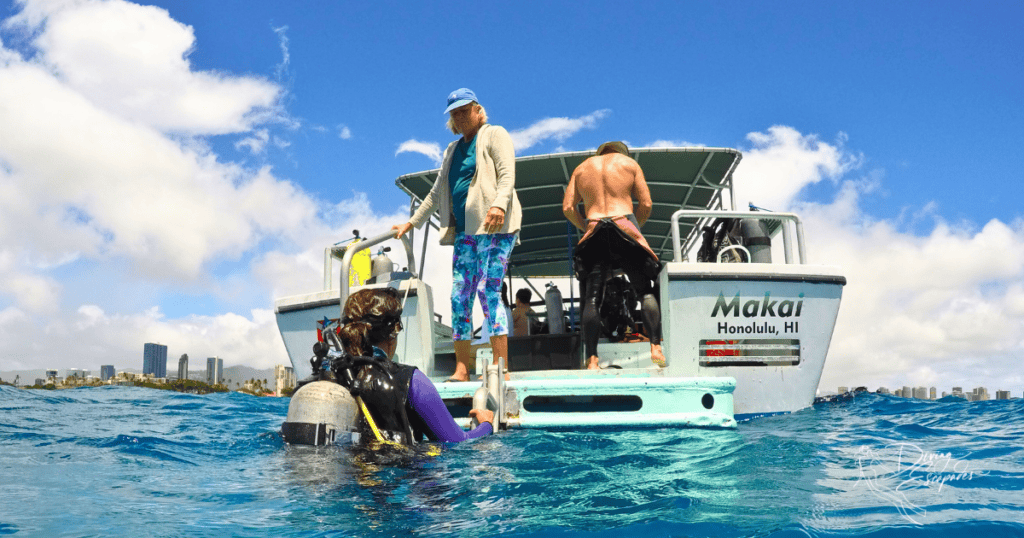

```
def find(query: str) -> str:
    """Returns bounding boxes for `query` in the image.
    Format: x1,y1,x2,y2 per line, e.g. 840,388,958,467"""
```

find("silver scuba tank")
739,219,772,263
371,247,395,279
545,282,565,334
281,381,359,446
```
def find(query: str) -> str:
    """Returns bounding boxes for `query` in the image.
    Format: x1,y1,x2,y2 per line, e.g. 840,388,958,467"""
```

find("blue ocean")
1,385,1022,537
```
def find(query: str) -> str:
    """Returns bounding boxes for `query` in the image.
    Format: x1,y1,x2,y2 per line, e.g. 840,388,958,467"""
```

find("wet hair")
446,103,488,135
515,288,532,304
339,288,403,357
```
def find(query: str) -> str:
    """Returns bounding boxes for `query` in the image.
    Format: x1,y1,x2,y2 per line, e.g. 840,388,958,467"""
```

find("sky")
1,0,1022,394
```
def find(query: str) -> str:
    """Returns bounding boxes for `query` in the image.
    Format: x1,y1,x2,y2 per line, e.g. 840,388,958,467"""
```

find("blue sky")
1,0,1022,394
136,0,1023,224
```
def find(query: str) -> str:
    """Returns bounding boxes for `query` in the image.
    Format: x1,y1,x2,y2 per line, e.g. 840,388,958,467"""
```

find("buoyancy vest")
332,352,429,445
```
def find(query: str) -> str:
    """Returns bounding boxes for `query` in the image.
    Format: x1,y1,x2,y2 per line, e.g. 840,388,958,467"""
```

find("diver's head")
339,288,403,357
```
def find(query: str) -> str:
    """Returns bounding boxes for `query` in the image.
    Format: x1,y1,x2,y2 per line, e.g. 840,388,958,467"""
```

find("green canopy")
396,147,742,278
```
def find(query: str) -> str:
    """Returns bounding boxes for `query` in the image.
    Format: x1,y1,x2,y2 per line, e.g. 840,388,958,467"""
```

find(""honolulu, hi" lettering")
711,292,804,318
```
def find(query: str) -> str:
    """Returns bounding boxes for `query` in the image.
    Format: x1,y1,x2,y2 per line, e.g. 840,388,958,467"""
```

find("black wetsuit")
574,216,663,361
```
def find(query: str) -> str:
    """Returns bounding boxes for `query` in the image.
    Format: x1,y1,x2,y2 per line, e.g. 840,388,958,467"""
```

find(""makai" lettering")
711,292,804,318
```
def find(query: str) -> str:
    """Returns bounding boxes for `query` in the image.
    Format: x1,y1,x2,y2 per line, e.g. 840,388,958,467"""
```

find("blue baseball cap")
444,88,478,114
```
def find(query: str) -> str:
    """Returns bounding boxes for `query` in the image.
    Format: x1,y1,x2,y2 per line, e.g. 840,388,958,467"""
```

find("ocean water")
1,386,1022,538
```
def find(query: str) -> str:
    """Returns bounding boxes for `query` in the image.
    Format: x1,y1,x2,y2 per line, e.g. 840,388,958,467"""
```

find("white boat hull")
660,262,845,418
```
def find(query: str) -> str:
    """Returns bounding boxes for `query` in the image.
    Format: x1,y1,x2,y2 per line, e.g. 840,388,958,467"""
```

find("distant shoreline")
2,378,288,397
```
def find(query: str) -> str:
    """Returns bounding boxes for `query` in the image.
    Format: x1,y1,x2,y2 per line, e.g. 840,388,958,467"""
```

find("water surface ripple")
1,386,1022,537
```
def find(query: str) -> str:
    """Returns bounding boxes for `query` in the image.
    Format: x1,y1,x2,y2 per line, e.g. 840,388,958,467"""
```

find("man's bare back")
563,152,652,231
562,145,665,370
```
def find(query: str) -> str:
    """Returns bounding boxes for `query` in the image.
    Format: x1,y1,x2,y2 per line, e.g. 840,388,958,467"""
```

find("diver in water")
562,141,664,369
334,287,494,444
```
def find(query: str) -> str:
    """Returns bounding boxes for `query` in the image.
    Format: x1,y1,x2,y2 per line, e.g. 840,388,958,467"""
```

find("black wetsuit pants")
580,261,661,360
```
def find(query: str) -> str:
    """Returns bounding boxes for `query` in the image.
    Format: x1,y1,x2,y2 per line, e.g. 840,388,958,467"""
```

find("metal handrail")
339,231,416,318
669,209,806,264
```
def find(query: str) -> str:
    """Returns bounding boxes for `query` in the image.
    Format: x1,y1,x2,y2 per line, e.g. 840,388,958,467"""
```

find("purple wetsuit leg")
407,370,492,442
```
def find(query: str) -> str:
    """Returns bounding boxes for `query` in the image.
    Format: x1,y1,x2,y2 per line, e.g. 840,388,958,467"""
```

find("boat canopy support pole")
405,198,441,280
339,231,416,318
518,275,543,298
418,225,430,278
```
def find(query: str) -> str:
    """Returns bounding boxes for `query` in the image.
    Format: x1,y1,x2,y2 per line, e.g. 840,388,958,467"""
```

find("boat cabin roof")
396,147,742,278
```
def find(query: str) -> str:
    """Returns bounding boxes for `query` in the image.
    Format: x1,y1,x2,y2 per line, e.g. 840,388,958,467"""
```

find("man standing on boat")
563,141,665,369
392,88,522,382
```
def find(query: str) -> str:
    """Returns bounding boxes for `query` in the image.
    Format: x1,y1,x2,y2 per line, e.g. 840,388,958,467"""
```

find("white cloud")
733,126,861,211
6,0,282,135
395,110,611,166
273,25,290,81
0,303,288,372
510,109,610,150
0,0,322,371
0,251,61,314
395,139,442,166
737,127,1024,393
648,139,703,148
235,129,270,154
338,125,352,139
0,55,318,281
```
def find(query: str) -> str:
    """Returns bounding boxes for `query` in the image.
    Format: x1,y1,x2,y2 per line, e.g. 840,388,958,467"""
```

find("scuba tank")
545,282,565,334
371,247,396,279
282,381,359,446
739,219,772,263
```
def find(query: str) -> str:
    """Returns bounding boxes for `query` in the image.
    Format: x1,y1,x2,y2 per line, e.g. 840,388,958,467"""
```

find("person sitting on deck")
562,141,665,369
511,288,535,336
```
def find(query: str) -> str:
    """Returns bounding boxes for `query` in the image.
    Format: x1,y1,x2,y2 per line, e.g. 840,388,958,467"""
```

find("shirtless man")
563,141,665,369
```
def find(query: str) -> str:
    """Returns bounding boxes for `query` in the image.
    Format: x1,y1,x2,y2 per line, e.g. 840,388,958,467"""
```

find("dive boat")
275,147,845,438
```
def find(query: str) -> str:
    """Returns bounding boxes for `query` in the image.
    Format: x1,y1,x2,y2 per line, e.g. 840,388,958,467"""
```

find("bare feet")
449,366,470,382
587,355,601,370
651,344,666,368
452,339,473,382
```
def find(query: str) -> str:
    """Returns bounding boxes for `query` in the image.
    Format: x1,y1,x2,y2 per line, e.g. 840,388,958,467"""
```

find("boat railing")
670,209,807,264
338,231,416,318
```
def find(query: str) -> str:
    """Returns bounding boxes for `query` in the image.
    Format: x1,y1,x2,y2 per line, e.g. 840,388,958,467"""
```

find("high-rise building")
178,354,189,381
66,368,89,379
274,365,296,396
877,387,890,395
143,343,168,378
207,357,223,385
100,365,115,381
973,387,989,401
913,387,927,399
996,390,1010,400
902,386,911,398
838,386,848,394
929,387,936,400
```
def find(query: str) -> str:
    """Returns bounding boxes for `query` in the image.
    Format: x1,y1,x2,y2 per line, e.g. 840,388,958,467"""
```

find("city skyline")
836,385,1018,401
